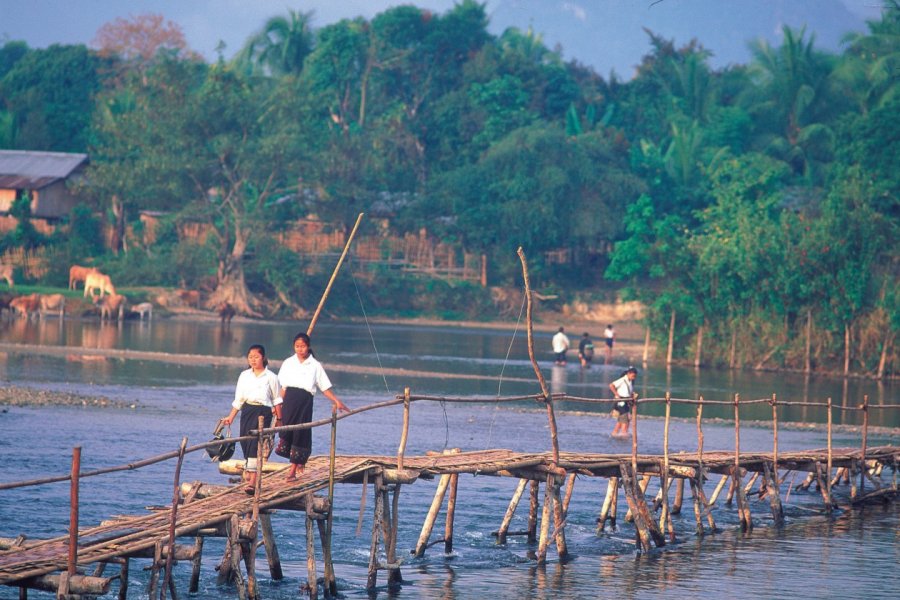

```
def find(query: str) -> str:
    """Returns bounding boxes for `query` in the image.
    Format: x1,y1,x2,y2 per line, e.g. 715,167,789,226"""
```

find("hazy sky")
0,1,886,76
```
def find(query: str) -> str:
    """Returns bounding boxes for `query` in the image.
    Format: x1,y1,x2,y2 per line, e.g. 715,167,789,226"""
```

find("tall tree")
234,9,315,77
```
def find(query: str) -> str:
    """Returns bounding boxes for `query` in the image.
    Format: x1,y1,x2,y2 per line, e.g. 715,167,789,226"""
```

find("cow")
218,302,236,324
0,264,13,288
84,272,116,298
9,293,40,319
39,293,66,319
133,302,153,320
0,292,14,318
177,289,200,308
69,265,98,290
94,293,126,321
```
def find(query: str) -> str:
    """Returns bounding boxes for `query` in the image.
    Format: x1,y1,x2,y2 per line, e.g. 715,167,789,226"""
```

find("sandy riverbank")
0,384,134,408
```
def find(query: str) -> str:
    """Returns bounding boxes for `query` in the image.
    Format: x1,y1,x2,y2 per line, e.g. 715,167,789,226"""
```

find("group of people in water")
551,324,638,437
221,332,350,492
221,325,637,490
551,324,615,367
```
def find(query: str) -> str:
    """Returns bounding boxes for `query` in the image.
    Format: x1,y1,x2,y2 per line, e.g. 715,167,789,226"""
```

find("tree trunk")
110,195,126,255
666,309,676,365
843,322,851,376
730,325,737,369
694,323,703,368
805,309,812,374
207,254,262,318
877,331,893,380
642,327,651,364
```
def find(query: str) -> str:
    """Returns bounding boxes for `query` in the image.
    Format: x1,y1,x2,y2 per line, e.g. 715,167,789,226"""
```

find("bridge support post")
188,536,203,593
366,474,385,590
304,494,318,600
444,475,458,555
597,477,619,533
497,478,528,544
413,473,451,557
527,480,539,544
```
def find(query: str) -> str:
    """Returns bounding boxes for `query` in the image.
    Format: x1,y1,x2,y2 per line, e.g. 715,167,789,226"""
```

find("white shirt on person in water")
611,374,634,398
552,331,570,353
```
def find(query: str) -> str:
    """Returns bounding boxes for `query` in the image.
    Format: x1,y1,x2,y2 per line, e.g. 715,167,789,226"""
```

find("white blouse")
232,367,282,410
278,354,332,395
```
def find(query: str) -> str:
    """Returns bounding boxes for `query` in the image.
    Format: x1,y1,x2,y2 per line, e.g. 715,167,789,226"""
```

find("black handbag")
206,419,236,462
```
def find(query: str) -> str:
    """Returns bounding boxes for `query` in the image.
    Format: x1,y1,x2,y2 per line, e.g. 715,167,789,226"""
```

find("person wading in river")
222,344,282,492
609,366,638,437
277,332,350,481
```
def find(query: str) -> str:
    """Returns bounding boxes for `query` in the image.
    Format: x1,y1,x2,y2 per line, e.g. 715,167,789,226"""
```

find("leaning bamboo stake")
562,472,576,519
659,393,672,540
414,474,451,557
708,475,730,506
307,212,364,335
161,436,187,600
398,388,411,470
826,397,833,510
597,477,618,533
305,494,318,600
527,480,539,544
68,446,81,581
536,475,554,563
517,247,559,465
445,474,459,554
769,395,784,525
366,475,384,590
498,479,528,544
672,478,684,515
860,395,869,495
258,515,282,581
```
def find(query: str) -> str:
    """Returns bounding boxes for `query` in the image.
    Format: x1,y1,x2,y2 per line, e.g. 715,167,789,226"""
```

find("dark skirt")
281,387,314,465
239,404,273,460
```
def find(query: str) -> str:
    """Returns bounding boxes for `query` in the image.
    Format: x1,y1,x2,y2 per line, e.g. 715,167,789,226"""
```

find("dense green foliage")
0,1,898,375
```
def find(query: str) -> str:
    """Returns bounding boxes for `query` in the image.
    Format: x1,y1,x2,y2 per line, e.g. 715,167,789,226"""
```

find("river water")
0,317,898,599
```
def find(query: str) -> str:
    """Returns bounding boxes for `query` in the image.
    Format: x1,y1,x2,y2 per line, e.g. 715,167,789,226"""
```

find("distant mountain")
486,0,869,78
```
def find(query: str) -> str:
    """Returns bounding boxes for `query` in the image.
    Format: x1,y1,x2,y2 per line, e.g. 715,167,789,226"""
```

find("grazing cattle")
218,302,236,324
10,294,40,319
39,293,66,318
69,265,98,290
0,292,14,318
94,293,126,321
177,289,200,308
133,302,153,320
84,272,116,298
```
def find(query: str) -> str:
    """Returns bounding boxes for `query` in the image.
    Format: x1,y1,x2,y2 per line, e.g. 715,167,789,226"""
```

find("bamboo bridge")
1,390,898,600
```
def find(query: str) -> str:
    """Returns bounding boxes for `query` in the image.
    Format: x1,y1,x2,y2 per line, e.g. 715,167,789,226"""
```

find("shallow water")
0,317,898,599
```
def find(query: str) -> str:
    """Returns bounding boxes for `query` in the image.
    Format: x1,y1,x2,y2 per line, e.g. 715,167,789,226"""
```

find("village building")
0,149,88,235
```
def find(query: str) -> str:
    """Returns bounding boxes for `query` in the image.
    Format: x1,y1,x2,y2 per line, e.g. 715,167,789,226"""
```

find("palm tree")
837,0,900,113
235,10,314,77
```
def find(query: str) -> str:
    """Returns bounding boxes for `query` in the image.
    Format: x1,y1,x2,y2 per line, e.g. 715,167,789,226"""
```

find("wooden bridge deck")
1,446,898,587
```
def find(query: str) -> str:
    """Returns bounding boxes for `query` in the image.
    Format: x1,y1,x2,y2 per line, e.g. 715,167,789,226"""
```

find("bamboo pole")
444,474,459,554
597,477,619,533
562,472,576,519
258,515,282,581
161,436,187,600
860,395,869,495
733,393,752,531
307,212,364,335
229,515,247,600
516,247,559,465
305,494,317,600
366,475,383,590
536,475,553,563
148,540,162,600
398,388,410,470
768,394,784,525
527,480,539,544
708,475,729,506
388,484,403,586
826,397,833,511
672,478,684,515
551,476,569,559
324,408,338,596
414,474,451,557
67,446,81,580
118,557,129,600
242,534,258,600
498,479,528,544
659,393,672,540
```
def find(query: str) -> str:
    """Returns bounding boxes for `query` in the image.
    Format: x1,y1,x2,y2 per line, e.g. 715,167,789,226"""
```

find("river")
0,316,898,599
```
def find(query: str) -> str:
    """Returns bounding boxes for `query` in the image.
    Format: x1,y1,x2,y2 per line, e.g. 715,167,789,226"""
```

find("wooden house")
0,150,88,233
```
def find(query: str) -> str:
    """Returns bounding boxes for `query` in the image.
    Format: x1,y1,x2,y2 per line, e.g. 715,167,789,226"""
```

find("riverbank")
0,384,134,408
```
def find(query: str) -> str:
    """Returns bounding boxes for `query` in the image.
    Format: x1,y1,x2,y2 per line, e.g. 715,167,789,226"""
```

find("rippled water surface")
0,317,898,599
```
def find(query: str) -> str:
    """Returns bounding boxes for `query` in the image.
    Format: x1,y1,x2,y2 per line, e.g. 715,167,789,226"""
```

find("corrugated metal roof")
0,150,88,189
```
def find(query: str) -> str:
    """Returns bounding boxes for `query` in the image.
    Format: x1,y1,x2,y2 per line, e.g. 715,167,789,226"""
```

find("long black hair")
292,332,316,358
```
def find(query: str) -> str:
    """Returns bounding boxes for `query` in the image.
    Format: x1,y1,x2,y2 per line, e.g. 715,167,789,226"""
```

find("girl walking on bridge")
277,332,350,481
221,344,282,492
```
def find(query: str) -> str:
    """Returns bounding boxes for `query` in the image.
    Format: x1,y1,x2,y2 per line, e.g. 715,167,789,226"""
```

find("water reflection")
0,317,897,427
